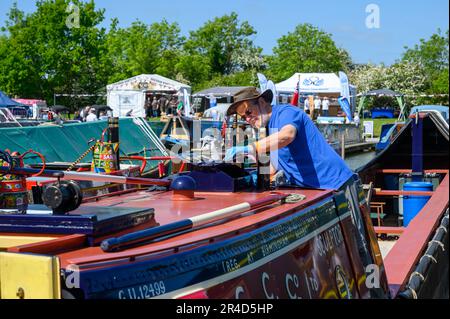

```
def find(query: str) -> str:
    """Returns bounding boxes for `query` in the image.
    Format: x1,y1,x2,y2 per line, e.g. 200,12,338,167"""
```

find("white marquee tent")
107,74,191,117
276,73,344,94
275,72,357,112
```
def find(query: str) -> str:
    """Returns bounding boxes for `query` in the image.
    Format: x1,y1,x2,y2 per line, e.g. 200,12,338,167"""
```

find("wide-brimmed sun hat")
226,87,273,116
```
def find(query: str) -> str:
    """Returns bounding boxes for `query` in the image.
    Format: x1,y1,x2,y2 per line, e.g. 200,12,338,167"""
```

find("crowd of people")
145,95,181,118
301,95,330,118
75,106,112,122
296,95,359,125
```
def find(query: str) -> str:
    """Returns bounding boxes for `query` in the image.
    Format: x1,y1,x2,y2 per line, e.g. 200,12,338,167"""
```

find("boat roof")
410,105,449,120
54,187,333,268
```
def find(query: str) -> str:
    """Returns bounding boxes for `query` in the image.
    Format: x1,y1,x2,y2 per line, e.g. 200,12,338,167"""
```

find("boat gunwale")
383,172,449,297
58,189,334,268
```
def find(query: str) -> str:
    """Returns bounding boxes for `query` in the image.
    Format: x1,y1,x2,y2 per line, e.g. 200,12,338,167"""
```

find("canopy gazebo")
357,89,406,120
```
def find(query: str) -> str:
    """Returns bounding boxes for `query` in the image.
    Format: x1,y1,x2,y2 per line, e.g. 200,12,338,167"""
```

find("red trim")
374,226,405,234
374,190,434,196
408,113,428,119
383,173,449,297
248,193,287,209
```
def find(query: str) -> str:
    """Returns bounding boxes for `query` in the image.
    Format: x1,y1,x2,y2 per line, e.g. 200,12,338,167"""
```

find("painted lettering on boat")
118,280,166,299
221,258,240,273
316,224,345,256
257,270,321,299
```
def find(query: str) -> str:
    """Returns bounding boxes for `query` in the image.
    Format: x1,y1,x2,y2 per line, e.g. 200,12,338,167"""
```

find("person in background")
314,96,322,118
54,111,63,125
82,106,91,122
322,97,330,117
151,97,159,118
168,96,177,115
159,95,168,115
99,111,109,120
74,110,82,121
303,96,310,112
209,94,217,108
354,112,360,126
78,108,85,120
86,108,98,122
144,99,152,119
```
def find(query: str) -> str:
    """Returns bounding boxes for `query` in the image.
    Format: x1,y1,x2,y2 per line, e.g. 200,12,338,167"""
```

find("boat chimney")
256,127,270,191
108,117,120,171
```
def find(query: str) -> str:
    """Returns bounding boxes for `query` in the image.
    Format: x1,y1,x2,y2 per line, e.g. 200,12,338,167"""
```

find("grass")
364,118,399,137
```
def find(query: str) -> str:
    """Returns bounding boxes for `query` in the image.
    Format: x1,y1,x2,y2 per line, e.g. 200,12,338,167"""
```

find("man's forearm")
252,127,296,154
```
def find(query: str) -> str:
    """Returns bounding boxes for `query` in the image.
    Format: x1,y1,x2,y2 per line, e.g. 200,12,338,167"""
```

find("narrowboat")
0,109,447,299
357,109,449,298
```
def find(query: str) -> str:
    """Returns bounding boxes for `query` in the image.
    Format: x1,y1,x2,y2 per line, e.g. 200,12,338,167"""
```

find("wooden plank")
374,226,405,234
374,190,434,197
7,234,86,254
377,169,449,174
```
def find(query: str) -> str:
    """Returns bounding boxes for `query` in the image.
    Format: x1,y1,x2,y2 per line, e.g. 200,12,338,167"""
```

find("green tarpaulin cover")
0,119,167,171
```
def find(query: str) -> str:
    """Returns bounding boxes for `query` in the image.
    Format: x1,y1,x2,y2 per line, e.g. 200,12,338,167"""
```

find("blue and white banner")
266,80,278,106
338,97,353,122
338,71,350,100
338,71,352,121
257,73,268,92
182,88,191,117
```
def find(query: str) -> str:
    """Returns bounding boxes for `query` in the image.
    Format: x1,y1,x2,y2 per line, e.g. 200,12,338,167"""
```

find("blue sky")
1,0,448,65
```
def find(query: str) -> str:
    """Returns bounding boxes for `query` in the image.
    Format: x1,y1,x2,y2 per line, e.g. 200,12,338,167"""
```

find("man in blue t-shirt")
225,87,354,190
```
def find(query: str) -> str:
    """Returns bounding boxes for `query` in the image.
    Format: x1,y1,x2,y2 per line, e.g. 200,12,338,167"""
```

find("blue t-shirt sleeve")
275,106,303,134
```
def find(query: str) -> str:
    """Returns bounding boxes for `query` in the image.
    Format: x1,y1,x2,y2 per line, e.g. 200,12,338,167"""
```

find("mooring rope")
284,193,307,203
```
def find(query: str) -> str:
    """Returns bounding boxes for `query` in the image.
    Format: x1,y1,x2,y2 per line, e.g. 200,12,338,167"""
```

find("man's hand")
224,145,251,161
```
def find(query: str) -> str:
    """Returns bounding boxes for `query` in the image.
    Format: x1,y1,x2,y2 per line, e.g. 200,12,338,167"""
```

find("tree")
106,19,185,84
184,12,263,76
174,54,211,89
350,62,428,107
402,29,449,104
0,0,110,109
195,70,258,93
402,29,449,78
268,24,351,82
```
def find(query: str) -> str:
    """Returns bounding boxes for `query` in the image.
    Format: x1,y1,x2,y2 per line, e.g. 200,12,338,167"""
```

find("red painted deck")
383,173,449,297
46,187,334,268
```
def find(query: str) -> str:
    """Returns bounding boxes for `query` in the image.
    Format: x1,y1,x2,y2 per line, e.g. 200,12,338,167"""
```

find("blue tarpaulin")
0,91,26,108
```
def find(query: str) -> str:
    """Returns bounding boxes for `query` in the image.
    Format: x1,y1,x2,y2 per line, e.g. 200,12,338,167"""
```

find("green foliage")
350,61,428,108
0,0,109,109
371,118,398,138
0,2,447,109
106,19,185,83
402,29,449,105
195,70,258,92
402,29,449,78
184,12,263,75
268,24,351,82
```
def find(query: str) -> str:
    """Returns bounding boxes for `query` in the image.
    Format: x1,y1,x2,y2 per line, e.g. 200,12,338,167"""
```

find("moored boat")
357,109,449,298
0,108,447,299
